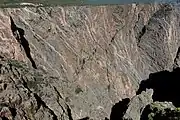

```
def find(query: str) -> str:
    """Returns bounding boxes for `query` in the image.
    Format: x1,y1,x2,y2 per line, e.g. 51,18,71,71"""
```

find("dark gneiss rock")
1,3,180,120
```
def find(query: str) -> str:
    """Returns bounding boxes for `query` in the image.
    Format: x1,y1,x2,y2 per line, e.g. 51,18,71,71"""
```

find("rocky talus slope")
1,3,180,120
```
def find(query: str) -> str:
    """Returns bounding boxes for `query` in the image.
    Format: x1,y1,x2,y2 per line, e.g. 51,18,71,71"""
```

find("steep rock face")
109,89,153,120
123,89,153,120
0,3,180,120
0,58,71,120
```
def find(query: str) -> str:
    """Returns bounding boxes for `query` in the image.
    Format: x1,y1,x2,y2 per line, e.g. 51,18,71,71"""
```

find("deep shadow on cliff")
10,16,37,69
109,98,130,120
109,67,180,120
137,67,180,107
141,102,180,120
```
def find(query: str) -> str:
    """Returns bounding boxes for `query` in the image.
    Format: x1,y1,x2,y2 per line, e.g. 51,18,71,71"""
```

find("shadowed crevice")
66,105,73,120
110,98,130,120
9,107,17,119
173,47,180,69
137,26,146,47
0,106,16,120
34,93,58,120
78,116,90,120
105,117,109,120
10,16,37,69
20,77,58,120
137,67,180,107
1,117,9,120
140,104,152,120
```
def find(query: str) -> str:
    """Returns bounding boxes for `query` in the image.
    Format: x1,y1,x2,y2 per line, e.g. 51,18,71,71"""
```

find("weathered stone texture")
0,4,180,120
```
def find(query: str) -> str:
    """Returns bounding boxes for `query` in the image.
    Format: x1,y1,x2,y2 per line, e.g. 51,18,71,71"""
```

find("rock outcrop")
141,102,179,120
123,89,153,120
0,57,72,120
1,3,180,120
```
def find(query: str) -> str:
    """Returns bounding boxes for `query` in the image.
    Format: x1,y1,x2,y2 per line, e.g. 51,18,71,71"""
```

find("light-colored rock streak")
1,4,180,120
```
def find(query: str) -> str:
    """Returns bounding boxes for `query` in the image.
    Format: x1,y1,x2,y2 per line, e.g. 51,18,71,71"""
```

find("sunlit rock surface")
0,4,180,120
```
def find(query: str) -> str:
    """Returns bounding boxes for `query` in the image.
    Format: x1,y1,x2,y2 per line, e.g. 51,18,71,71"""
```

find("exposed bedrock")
137,67,180,107
109,66,180,120
1,3,180,120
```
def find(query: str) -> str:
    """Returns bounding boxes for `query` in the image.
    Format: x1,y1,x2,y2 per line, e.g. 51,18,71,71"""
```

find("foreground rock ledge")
0,58,72,120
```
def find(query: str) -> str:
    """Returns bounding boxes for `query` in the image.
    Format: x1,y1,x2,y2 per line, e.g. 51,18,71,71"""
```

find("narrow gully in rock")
9,107,17,119
173,47,180,69
66,104,73,120
10,16,37,69
20,77,58,120
137,25,146,47
0,103,16,120
34,93,58,120
109,98,130,120
78,117,90,120
0,64,2,74
140,104,154,120
1,117,9,120
53,85,74,120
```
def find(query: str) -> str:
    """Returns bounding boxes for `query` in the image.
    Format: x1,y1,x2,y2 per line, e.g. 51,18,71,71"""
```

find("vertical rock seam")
20,77,58,120
173,47,180,69
10,16,37,69
137,26,146,47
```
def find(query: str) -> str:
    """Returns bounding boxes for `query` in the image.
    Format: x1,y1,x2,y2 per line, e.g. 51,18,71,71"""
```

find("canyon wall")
0,3,180,120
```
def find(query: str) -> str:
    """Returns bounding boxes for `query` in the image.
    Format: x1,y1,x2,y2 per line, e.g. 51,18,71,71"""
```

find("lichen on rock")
141,102,180,120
